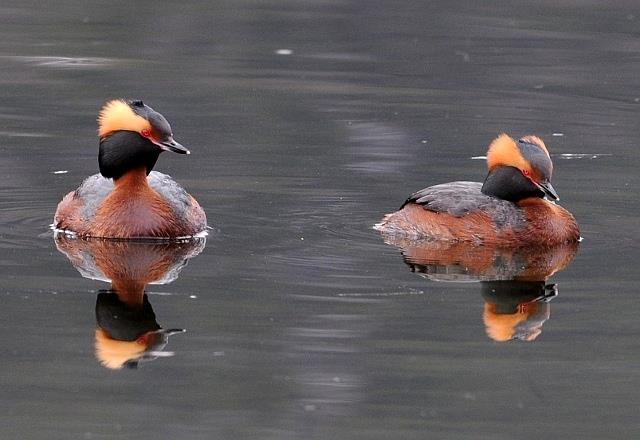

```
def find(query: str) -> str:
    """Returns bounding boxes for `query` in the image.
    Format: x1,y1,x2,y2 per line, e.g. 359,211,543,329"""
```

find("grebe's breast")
74,171,198,222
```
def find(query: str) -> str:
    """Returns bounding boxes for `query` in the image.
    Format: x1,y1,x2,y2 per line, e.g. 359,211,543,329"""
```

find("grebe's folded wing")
148,172,191,209
74,174,115,220
402,181,486,215
148,171,207,231
402,181,523,228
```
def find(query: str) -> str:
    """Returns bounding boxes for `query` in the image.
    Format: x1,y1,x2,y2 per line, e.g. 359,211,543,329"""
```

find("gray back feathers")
404,181,525,230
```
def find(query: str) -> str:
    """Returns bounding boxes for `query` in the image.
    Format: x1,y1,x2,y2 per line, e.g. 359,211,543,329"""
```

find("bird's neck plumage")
481,166,544,203
99,131,159,180
113,167,151,191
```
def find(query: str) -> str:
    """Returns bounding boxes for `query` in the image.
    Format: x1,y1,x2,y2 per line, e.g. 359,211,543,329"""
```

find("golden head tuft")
486,133,528,172
94,328,147,369
97,99,150,138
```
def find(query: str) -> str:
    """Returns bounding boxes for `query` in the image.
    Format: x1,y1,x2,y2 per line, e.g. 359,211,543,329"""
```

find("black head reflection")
95,290,185,369
481,280,557,342
381,235,578,342
55,235,205,369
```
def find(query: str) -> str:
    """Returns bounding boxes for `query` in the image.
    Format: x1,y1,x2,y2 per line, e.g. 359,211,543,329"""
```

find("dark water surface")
1,1,639,439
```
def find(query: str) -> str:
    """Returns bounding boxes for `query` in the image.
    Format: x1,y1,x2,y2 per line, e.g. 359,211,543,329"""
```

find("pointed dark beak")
159,137,190,155
536,179,559,201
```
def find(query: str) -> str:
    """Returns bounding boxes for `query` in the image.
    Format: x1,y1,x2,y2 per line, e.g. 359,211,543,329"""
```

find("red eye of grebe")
141,128,151,138
522,169,531,177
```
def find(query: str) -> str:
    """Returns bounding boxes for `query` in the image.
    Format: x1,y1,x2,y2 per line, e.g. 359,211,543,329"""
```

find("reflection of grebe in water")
95,291,184,369
55,236,205,368
481,281,557,342
383,235,578,342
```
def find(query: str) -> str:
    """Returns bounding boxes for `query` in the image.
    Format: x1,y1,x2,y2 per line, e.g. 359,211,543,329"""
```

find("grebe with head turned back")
375,134,580,246
54,99,207,239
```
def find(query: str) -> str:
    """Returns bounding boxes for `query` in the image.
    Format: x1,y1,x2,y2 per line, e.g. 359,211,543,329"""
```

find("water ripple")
5,56,120,69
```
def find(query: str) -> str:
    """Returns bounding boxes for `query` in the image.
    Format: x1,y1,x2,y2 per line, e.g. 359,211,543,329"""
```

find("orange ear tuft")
483,304,524,342
94,328,147,369
485,133,528,172
97,99,150,138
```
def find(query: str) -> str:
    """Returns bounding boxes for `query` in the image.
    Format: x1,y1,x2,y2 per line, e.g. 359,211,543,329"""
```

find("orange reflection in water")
55,235,205,369
382,235,578,342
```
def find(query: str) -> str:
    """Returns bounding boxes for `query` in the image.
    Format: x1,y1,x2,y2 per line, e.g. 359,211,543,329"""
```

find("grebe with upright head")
375,134,580,247
54,99,207,239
